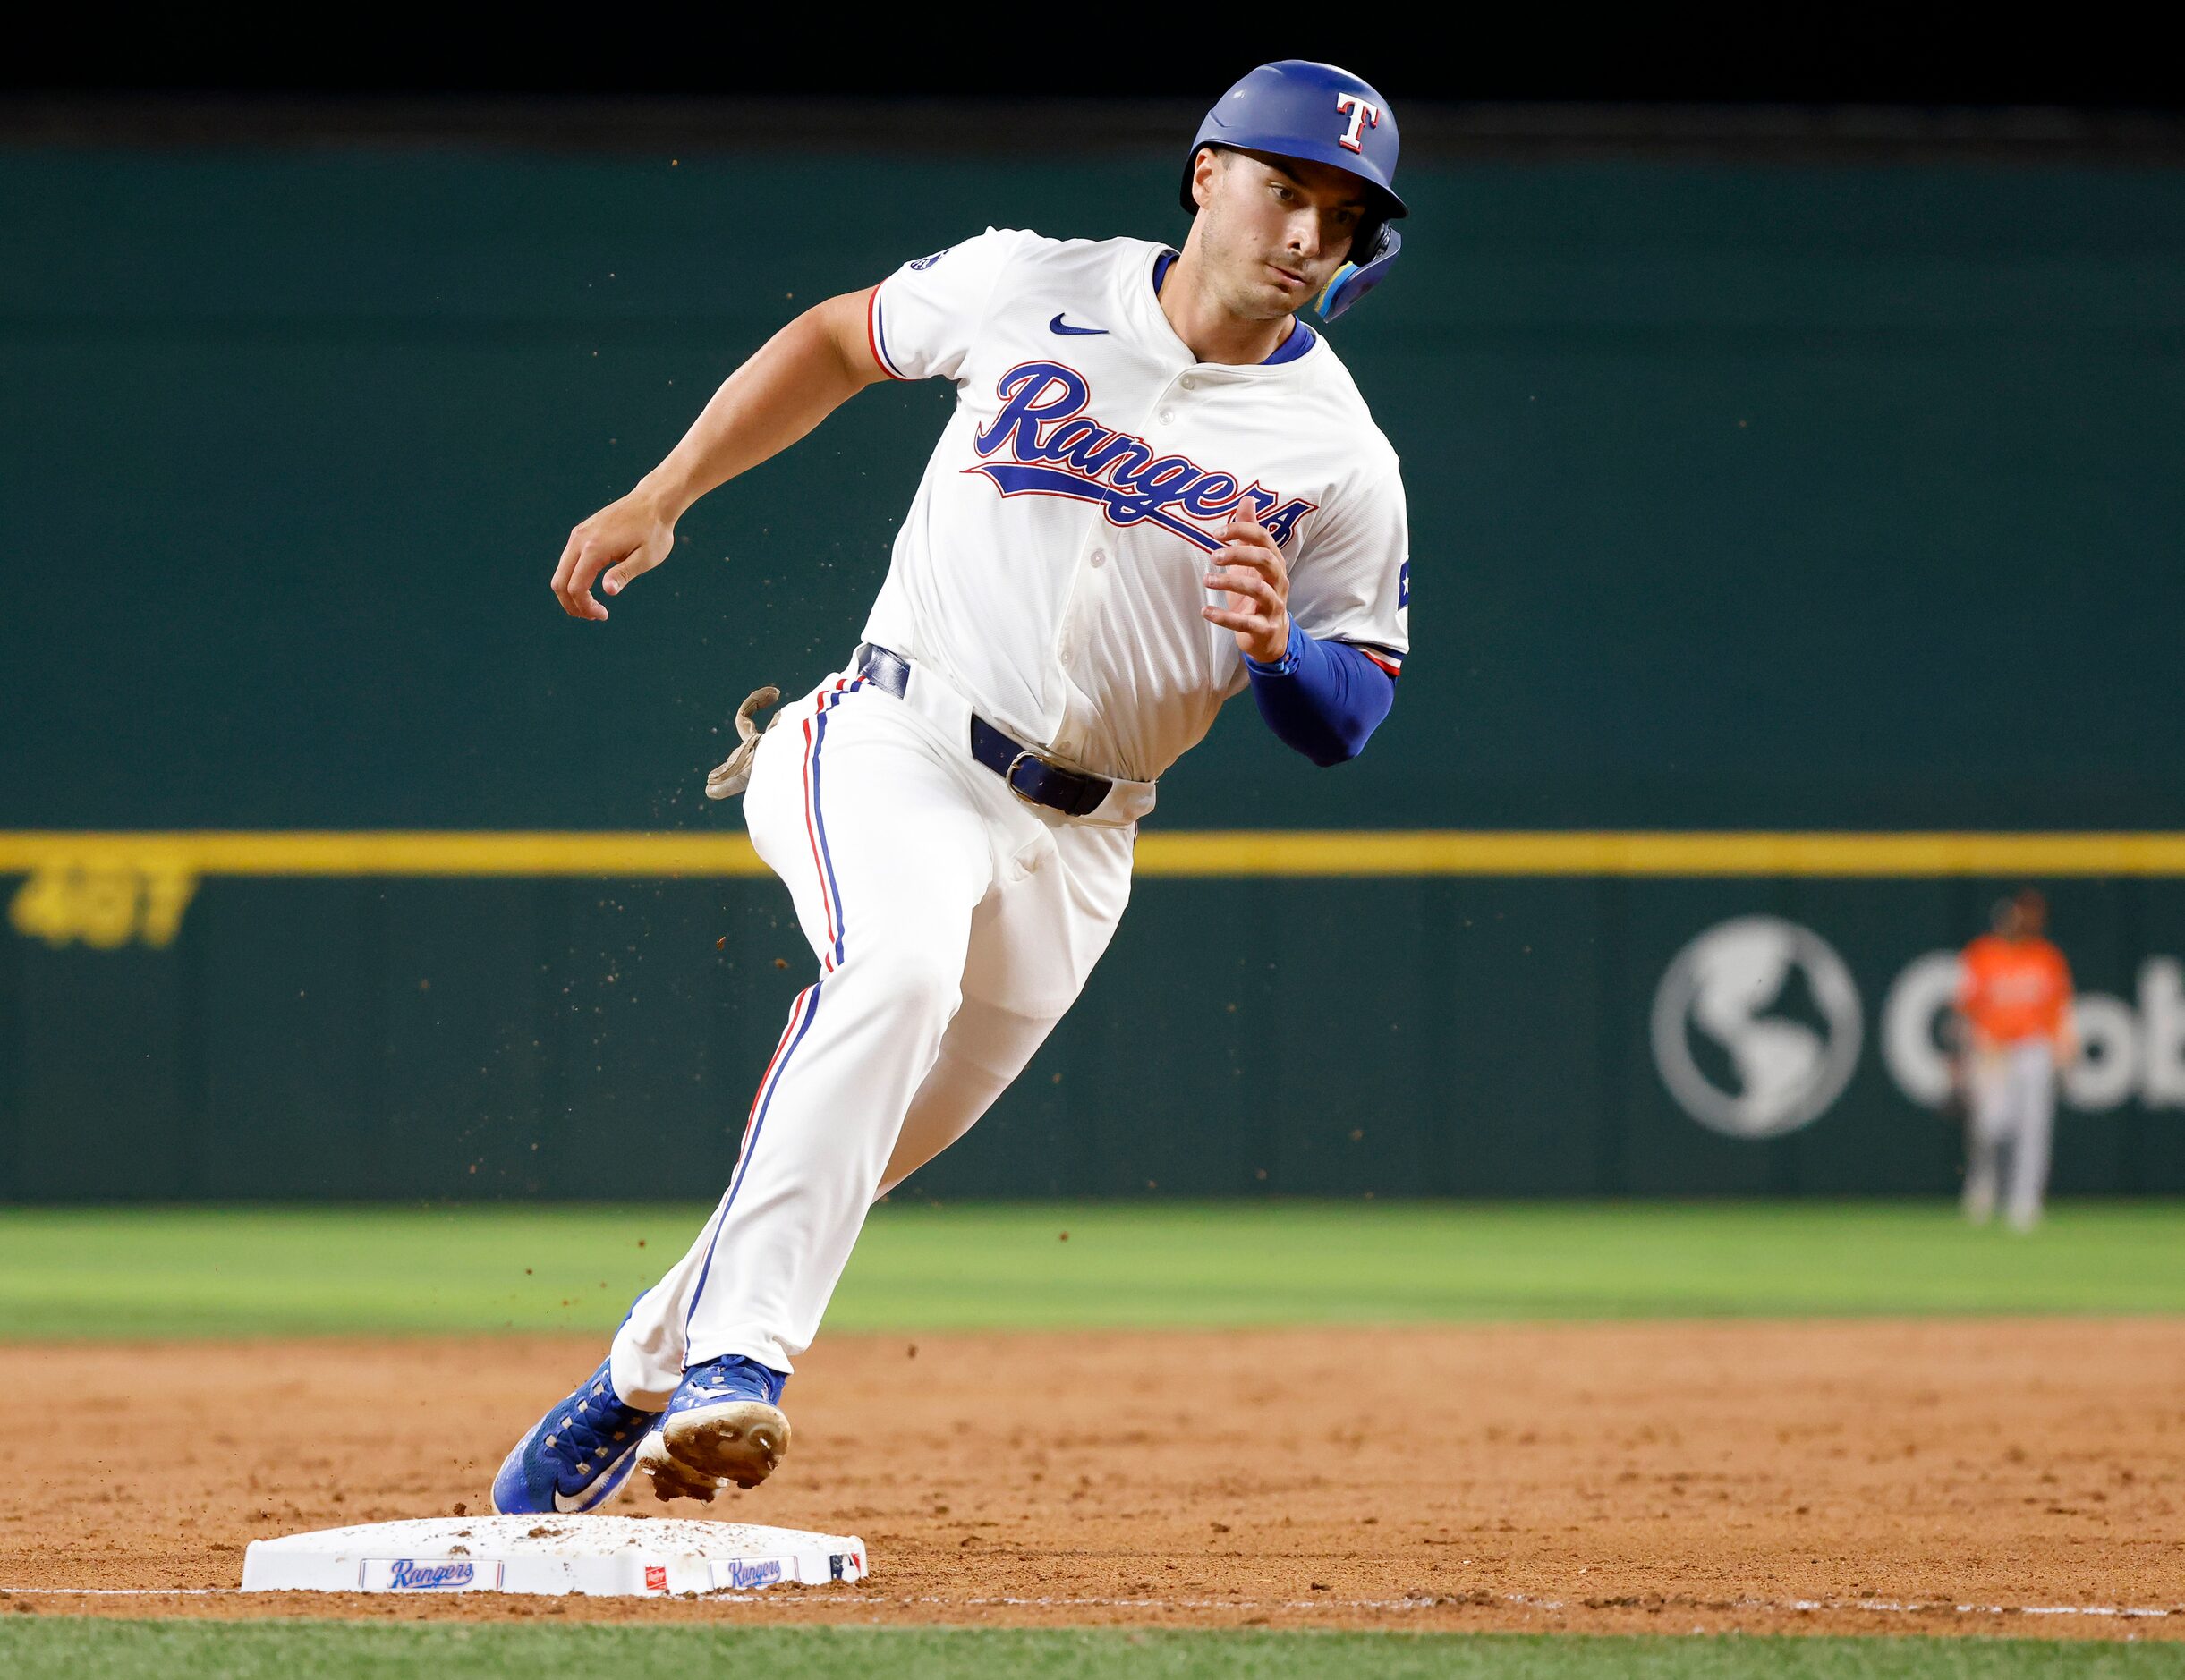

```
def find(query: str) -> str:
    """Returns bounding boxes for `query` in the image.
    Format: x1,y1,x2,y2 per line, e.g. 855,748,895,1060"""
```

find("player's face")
1191,148,1368,319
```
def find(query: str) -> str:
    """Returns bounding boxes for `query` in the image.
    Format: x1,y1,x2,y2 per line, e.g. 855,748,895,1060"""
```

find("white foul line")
1,1588,234,1597
4,1584,2183,1622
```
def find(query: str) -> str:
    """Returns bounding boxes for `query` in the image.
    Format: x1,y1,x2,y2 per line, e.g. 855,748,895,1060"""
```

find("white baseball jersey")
862,229,1410,783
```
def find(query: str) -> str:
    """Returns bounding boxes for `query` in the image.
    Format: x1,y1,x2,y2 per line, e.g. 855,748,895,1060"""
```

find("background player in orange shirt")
1954,888,2078,1231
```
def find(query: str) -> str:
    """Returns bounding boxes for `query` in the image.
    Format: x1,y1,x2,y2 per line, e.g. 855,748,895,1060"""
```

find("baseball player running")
1955,888,2077,1232
494,61,1411,1515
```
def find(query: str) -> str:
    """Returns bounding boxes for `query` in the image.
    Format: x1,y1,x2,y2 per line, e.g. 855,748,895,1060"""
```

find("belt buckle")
1003,750,1050,810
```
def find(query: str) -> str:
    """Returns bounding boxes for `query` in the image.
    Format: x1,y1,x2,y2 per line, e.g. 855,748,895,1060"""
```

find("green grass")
1,1201,2182,1340
2,1624,2181,1679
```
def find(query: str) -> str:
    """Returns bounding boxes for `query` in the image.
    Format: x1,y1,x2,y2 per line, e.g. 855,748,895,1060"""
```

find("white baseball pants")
609,662,1137,1398
1961,1040,2056,1231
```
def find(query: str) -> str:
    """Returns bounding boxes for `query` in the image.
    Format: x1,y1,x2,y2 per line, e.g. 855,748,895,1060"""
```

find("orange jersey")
1958,935,2073,1046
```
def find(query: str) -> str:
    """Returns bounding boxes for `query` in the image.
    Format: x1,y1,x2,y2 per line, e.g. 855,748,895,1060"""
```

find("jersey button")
1090,549,1107,569
1179,376,1198,392
1158,408,1177,425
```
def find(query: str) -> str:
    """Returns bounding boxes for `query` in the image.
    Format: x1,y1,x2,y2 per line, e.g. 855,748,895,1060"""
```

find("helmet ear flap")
1312,223,1402,323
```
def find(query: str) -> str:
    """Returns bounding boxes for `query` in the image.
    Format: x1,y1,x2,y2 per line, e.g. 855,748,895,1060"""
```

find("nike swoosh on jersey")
1048,314,1108,336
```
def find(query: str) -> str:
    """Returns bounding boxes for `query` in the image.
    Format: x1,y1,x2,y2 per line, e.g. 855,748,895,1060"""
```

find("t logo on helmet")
1334,93,1381,154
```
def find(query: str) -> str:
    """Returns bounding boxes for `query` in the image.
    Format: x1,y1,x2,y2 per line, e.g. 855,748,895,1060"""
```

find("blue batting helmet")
1179,60,1407,322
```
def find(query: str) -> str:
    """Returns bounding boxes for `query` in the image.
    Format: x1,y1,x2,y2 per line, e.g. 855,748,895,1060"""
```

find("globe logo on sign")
1651,917,1864,1139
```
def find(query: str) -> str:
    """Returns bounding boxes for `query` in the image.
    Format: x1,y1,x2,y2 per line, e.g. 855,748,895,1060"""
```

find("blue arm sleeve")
1244,623,1398,768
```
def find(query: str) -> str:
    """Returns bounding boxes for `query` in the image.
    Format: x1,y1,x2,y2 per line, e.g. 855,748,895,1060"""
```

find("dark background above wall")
4,148,2182,833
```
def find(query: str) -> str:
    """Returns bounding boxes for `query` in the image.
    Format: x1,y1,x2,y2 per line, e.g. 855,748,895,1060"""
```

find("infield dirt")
5,1320,2182,1638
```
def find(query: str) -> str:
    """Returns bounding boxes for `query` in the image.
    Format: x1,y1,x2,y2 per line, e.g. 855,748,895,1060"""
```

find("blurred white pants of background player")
1962,1039,2056,1232
608,666,1135,1400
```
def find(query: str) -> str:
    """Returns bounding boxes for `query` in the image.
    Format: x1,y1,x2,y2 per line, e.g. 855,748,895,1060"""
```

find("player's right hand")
551,491,677,621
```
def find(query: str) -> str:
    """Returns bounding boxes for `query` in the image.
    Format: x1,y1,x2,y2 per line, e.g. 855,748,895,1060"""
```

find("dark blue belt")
854,644,1112,818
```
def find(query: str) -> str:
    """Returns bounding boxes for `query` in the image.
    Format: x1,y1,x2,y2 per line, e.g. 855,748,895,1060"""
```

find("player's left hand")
1202,516,1291,665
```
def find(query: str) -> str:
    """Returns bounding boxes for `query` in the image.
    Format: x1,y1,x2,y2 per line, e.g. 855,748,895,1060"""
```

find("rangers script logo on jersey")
969,361,1317,552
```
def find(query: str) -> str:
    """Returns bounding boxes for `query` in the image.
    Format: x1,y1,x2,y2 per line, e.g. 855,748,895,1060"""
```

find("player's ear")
1189,147,1223,211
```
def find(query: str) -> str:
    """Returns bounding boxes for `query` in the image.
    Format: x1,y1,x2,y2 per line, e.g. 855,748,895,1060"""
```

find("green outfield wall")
5,858,2185,1200
3,145,2183,1199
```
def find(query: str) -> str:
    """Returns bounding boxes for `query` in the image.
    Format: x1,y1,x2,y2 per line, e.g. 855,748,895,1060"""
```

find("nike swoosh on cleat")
1049,314,1108,336
548,1449,633,1511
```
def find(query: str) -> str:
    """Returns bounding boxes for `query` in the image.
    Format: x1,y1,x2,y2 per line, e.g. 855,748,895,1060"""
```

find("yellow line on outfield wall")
6,830,2185,878
1144,831,2185,877
0,831,771,878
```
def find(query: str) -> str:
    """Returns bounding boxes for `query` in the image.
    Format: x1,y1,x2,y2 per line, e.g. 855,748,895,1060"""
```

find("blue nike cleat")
490,1357,661,1515
659,1355,792,1491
